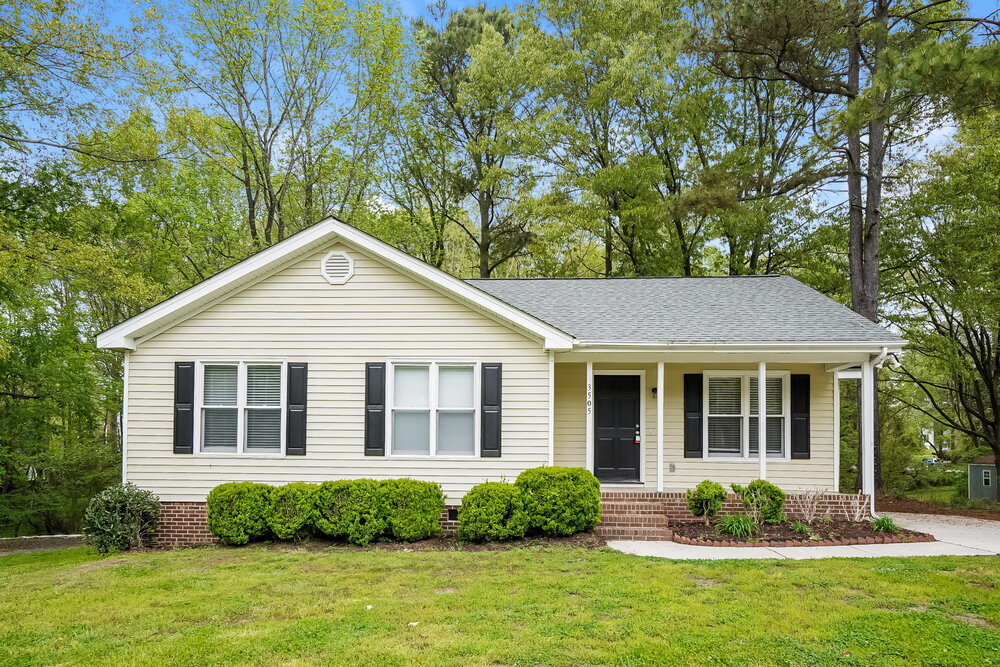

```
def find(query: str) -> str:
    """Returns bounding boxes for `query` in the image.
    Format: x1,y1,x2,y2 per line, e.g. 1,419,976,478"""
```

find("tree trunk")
478,191,491,278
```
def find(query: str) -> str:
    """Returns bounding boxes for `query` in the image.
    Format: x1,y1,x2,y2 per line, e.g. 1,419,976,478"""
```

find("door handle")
634,424,641,444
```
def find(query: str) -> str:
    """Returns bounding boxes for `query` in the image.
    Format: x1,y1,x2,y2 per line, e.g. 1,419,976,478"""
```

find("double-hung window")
705,372,789,459
199,362,284,454
390,362,477,457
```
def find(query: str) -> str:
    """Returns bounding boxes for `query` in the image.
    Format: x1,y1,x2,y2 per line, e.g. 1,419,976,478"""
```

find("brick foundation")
157,493,871,547
157,502,216,548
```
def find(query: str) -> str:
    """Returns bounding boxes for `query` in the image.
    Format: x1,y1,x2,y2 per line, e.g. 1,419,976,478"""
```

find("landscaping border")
672,533,936,547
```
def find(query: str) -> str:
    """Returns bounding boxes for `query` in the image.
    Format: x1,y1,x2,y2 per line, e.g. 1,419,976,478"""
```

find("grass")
1,546,999,666
907,484,960,503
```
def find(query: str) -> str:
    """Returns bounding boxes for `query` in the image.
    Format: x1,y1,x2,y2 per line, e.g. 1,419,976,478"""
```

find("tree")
171,0,404,246
890,111,1000,469
412,4,541,277
0,0,158,163
697,0,996,489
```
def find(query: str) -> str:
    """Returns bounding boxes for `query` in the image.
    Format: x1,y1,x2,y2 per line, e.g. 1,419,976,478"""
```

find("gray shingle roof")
465,275,902,344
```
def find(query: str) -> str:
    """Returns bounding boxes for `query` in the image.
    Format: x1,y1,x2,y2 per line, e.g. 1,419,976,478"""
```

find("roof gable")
96,219,575,351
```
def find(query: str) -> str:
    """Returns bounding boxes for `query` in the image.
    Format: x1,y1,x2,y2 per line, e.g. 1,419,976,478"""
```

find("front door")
594,374,641,482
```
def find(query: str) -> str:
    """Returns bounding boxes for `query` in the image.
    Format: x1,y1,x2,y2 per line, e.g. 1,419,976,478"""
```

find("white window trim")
193,359,287,458
703,370,791,461
386,360,481,459
985,468,993,487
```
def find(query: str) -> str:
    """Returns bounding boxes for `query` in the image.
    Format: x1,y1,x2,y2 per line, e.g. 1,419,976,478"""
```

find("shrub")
790,520,811,535
731,480,787,524
717,514,756,538
82,483,160,554
313,479,388,545
515,467,601,536
871,516,899,534
686,480,726,525
457,482,529,542
207,482,273,545
382,479,445,542
265,483,318,541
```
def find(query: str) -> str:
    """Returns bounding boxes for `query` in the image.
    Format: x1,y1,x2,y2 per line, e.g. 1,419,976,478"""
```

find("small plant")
265,482,318,541
458,482,529,542
871,516,899,534
847,491,870,522
791,488,827,524
515,467,601,536
313,479,388,546
82,483,161,554
717,514,756,538
207,482,274,545
790,520,811,535
686,480,727,526
820,512,834,526
731,480,787,524
382,479,445,542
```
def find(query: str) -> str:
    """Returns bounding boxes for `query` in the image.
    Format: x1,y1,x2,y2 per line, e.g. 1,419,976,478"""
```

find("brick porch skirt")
595,491,872,541
157,493,870,547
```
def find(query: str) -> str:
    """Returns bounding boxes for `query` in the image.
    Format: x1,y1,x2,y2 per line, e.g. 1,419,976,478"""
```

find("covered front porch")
545,347,887,515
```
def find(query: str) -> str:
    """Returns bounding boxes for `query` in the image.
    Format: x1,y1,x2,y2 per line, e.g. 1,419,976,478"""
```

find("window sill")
704,457,792,463
194,452,286,459
385,454,480,461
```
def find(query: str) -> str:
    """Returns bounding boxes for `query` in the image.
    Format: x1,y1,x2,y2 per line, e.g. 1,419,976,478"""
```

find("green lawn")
1,545,999,666
906,485,960,503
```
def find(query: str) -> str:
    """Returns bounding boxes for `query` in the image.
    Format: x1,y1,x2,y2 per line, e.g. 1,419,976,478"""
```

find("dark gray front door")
594,374,641,482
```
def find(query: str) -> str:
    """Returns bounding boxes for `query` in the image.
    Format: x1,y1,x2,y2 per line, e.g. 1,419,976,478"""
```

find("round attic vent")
321,250,354,284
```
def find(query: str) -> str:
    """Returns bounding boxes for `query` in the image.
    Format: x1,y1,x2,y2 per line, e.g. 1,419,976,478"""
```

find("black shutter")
285,362,308,456
173,361,195,454
481,363,502,458
683,373,703,458
790,374,811,459
365,362,386,456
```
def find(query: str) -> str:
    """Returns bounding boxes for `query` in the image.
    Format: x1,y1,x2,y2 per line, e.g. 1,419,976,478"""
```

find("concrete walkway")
608,512,1000,560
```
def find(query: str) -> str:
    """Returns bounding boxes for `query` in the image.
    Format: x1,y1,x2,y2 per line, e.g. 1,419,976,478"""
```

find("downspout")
868,346,890,517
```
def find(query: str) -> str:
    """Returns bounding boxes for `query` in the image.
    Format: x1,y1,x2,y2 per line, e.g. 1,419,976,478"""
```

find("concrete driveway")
609,512,1000,560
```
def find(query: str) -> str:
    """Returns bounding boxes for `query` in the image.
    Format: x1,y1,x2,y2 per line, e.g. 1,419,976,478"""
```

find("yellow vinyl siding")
553,362,837,491
125,242,551,502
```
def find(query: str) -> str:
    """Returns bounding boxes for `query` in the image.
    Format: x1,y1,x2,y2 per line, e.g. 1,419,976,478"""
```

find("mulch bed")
0,535,84,554
670,520,934,547
875,493,1000,521
257,532,606,553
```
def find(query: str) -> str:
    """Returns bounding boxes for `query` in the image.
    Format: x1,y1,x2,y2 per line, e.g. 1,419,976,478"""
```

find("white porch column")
585,361,594,473
758,361,767,480
547,352,555,466
861,359,876,512
656,361,664,492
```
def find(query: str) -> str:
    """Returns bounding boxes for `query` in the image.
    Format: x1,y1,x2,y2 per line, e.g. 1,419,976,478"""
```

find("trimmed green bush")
731,480,787,524
457,482,528,542
515,467,601,536
207,482,274,545
265,483,318,541
718,513,756,538
82,483,161,554
382,479,445,542
686,480,726,525
313,479,388,546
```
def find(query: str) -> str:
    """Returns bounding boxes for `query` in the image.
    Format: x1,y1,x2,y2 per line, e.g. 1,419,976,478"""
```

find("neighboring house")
969,455,997,502
97,219,904,545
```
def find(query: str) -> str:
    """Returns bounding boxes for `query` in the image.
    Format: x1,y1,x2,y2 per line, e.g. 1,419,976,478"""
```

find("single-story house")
97,218,904,545
969,454,997,502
